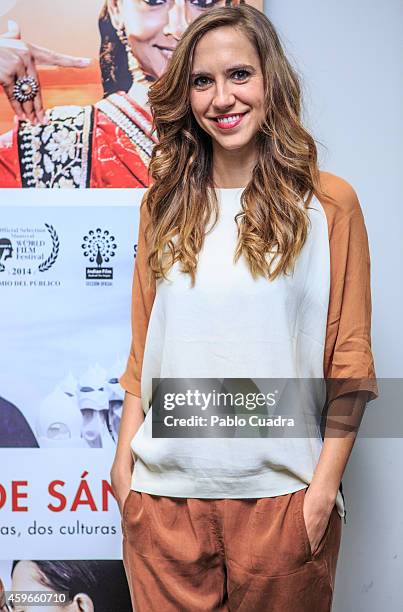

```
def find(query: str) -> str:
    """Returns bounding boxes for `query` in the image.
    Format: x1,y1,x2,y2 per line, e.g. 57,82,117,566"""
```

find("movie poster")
0,0,263,188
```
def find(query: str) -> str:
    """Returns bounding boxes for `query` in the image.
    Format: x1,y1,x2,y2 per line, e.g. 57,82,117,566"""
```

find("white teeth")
216,114,241,124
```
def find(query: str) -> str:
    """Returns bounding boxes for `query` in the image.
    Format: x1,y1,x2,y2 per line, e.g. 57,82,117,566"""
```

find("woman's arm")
304,172,379,551
111,192,156,514
110,391,144,514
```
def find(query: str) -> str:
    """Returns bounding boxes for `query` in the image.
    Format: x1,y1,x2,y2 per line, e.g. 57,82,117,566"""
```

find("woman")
0,0,227,187
112,2,378,611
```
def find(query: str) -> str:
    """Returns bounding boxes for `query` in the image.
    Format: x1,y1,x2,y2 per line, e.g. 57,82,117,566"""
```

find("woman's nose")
163,0,190,40
212,84,236,111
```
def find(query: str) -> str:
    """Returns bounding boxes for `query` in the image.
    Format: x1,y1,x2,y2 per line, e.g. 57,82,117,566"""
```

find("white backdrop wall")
263,1,402,610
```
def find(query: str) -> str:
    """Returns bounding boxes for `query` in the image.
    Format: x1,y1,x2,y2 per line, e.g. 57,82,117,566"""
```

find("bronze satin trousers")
121,487,342,612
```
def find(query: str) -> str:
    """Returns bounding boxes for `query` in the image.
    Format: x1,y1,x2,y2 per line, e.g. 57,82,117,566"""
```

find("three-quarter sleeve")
321,173,379,405
119,193,156,397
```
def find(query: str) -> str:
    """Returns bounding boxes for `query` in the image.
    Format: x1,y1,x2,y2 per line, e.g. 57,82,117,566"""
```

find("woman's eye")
192,70,251,88
232,69,250,81
189,0,219,8
143,0,167,6
143,0,219,5
192,76,211,88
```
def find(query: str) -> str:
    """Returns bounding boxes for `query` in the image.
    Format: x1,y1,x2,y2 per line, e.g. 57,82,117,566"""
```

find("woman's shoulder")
317,170,364,222
138,189,153,227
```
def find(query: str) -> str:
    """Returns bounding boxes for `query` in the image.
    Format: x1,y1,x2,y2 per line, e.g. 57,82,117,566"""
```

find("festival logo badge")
81,228,117,285
0,223,60,286
0,237,13,272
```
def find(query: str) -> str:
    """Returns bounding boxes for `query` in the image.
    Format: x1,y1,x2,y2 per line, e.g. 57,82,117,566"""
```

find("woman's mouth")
155,45,175,60
211,112,248,130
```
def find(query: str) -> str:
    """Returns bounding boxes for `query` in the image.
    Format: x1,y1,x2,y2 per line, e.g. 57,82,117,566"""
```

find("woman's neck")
212,141,257,188
127,82,151,111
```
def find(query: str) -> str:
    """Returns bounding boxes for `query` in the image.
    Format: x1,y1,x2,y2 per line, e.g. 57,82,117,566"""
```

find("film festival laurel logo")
0,223,59,286
81,228,117,285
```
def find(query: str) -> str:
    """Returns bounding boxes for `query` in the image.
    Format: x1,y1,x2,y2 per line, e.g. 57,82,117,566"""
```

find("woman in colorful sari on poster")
0,0,231,188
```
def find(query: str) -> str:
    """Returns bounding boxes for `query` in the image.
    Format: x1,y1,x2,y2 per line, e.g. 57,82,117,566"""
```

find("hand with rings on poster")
0,19,91,125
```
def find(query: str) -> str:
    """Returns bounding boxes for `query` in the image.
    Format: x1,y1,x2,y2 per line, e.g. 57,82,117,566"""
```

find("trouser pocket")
295,487,334,563
247,489,313,575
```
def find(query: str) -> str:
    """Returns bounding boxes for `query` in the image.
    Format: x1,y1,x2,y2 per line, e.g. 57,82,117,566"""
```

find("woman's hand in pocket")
111,392,143,515
110,460,132,516
302,486,335,555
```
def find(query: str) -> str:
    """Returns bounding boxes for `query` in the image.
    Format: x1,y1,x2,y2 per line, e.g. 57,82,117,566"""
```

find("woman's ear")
107,0,124,31
71,592,95,612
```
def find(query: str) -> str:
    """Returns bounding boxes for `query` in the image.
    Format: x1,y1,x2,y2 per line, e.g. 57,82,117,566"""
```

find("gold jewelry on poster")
117,25,151,85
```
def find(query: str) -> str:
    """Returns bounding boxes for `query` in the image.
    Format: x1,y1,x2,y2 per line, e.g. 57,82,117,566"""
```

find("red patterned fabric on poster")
0,92,156,188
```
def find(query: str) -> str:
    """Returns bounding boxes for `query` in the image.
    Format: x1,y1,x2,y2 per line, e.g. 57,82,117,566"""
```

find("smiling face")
189,25,265,155
116,0,226,79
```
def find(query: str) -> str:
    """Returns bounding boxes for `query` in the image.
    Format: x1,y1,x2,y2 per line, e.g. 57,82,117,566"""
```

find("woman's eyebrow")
190,63,256,78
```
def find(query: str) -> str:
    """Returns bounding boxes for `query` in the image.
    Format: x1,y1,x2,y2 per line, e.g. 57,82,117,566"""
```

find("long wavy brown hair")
144,4,328,288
